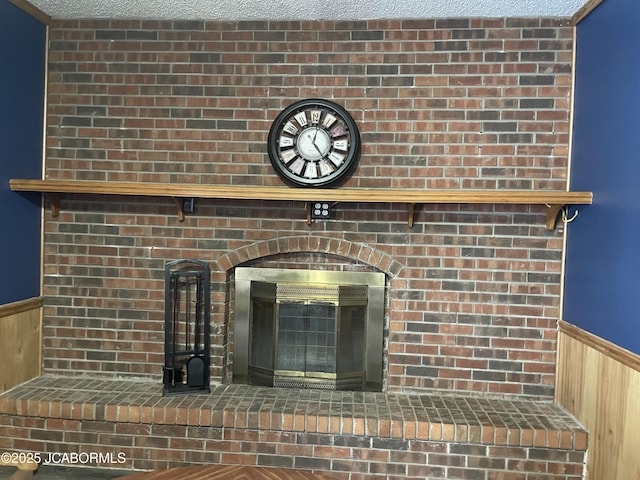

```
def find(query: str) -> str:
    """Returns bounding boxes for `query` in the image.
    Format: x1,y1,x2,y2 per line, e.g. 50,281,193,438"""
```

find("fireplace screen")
234,268,385,391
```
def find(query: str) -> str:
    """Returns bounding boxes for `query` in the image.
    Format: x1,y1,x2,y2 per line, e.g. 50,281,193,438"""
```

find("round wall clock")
267,98,361,188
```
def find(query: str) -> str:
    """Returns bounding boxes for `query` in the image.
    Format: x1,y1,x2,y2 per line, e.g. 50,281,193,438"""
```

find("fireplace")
233,268,386,391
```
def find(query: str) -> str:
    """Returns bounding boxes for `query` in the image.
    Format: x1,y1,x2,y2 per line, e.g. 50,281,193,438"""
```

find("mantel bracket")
545,204,564,230
408,203,416,227
44,194,189,221
547,204,580,230
48,193,61,217
172,197,186,222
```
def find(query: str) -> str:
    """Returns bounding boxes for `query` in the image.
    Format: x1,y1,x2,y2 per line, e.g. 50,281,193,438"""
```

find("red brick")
41,19,572,403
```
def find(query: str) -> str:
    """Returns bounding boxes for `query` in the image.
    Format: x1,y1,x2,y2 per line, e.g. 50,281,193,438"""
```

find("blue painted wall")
564,0,640,354
0,0,46,304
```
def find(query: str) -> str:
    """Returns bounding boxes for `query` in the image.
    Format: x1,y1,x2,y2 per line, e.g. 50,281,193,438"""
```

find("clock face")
267,98,361,187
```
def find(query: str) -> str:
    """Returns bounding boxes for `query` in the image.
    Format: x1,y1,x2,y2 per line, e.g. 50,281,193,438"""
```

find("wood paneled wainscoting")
556,321,640,480
0,298,42,393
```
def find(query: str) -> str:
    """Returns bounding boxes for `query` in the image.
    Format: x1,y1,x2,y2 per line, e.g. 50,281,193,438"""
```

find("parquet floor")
0,466,130,480
0,465,336,480
115,465,336,480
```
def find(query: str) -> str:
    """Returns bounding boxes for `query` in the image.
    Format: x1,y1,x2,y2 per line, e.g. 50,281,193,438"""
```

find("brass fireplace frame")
233,267,386,391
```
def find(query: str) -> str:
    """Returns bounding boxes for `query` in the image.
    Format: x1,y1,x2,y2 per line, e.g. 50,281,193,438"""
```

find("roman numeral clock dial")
267,99,361,187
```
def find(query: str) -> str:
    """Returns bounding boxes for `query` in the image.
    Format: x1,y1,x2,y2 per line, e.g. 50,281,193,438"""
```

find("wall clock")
267,98,361,188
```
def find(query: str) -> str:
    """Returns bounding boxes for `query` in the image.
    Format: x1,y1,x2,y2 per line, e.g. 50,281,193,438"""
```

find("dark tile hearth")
0,376,587,479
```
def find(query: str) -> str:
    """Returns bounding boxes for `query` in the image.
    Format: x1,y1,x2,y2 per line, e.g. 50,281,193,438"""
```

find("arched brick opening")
214,235,403,276
211,235,405,388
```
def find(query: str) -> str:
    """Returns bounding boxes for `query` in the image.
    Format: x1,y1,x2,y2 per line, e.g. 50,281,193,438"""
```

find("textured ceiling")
27,0,590,20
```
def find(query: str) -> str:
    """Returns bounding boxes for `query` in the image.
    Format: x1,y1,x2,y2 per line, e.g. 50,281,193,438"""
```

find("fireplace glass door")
277,302,337,374
234,268,385,391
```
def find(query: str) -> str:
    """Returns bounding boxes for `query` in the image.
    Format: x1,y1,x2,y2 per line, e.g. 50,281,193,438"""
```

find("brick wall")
1,417,586,479
43,18,574,399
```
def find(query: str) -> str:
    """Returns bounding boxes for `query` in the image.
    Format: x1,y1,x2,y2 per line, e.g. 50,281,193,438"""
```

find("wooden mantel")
9,178,593,229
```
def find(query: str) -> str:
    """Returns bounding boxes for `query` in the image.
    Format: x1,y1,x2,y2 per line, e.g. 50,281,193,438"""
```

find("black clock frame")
267,98,361,188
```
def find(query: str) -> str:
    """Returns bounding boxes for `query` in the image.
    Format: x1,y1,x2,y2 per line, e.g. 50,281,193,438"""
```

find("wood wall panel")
0,297,42,393
7,0,51,24
556,321,640,480
571,0,606,24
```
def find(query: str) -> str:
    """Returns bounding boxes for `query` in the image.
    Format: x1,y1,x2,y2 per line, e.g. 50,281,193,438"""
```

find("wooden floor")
116,465,336,480
0,465,130,480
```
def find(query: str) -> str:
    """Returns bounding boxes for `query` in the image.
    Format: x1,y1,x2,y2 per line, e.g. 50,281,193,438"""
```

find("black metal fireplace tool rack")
163,259,211,396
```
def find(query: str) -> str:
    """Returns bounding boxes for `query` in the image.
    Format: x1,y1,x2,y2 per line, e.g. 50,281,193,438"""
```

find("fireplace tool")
163,259,210,395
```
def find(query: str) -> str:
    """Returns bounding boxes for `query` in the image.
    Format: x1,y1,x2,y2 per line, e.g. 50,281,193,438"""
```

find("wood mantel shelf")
9,178,593,229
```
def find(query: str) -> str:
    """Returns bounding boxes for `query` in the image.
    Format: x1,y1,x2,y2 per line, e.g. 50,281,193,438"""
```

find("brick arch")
213,236,407,389
214,235,403,278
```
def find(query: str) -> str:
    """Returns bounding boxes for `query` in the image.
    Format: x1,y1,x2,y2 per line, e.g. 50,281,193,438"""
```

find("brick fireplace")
42,16,571,398
0,16,588,479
